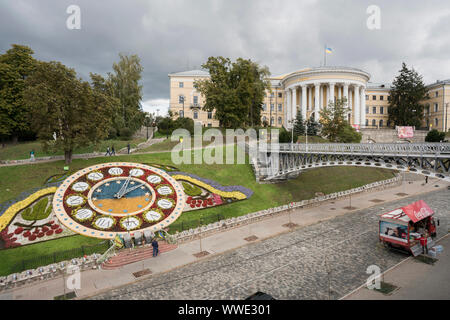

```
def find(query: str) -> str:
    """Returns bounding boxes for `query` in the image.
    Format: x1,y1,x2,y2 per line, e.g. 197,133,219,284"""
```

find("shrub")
182,181,202,196
119,127,133,140
21,197,52,221
425,129,446,142
336,124,362,143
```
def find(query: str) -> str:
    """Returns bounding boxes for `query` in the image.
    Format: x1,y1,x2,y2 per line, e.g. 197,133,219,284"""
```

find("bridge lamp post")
304,120,308,152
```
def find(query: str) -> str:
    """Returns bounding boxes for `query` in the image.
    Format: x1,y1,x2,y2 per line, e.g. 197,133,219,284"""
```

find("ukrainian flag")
325,47,333,54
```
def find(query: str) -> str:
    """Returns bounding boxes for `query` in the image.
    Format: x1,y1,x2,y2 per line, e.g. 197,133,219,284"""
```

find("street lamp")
145,113,151,140
305,120,308,152
180,96,185,118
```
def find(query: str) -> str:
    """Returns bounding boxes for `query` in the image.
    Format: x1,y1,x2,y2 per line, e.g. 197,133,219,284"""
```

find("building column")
314,83,320,122
343,83,349,108
337,85,342,100
301,85,307,120
360,86,366,127
285,89,291,126
291,87,297,124
329,82,335,103
354,85,360,125
308,87,312,111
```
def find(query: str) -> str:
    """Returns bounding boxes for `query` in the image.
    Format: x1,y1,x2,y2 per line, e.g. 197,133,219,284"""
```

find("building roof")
168,69,210,77
426,79,450,89
367,82,392,90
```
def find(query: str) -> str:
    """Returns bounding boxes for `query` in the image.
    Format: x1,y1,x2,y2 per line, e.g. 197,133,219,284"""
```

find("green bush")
21,197,52,221
425,129,446,142
119,127,133,140
336,124,362,143
278,128,298,143
182,181,202,196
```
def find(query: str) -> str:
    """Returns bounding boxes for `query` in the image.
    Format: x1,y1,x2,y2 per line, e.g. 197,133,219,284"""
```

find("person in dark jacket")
151,239,159,257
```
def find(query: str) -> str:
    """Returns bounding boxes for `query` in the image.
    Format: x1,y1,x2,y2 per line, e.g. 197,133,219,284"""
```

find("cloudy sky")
1,0,449,116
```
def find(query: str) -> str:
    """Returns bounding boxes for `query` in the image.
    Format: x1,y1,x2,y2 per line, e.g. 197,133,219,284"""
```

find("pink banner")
397,126,414,139
351,124,360,132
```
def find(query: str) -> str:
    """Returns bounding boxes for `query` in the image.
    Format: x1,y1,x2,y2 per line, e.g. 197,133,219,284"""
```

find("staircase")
101,241,177,270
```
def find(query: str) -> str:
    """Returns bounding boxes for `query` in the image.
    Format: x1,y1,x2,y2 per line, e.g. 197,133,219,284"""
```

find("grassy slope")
0,138,146,161
0,146,395,274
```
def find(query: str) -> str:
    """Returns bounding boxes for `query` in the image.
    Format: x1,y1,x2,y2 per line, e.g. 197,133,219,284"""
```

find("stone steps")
102,241,177,270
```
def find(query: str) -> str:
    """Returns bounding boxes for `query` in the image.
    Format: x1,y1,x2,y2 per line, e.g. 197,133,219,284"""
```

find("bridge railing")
270,143,450,155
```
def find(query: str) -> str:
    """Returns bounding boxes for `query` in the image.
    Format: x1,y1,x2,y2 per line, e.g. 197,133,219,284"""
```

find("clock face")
52,162,185,239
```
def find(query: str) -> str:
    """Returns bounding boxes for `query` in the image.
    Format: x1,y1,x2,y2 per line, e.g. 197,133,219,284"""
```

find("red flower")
42,226,49,232
51,224,59,230
14,227,24,235
23,231,31,237
29,235,37,241
55,229,63,234
37,232,45,238
46,230,54,236
190,204,195,208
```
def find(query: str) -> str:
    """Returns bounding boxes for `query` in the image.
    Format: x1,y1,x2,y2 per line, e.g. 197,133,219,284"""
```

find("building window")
435,118,438,127
278,104,282,112
193,111,198,119
380,106,384,114
193,96,198,104
278,117,282,125
270,117,274,125
380,96,384,101
262,116,267,123
179,95,184,104
365,119,369,126
379,119,383,127
278,92,282,98
270,92,274,98
179,82,184,88
372,119,376,127
425,104,430,115
365,95,369,100
179,110,184,118
207,123,212,127
435,91,439,97
434,103,438,112
207,111,212,119
372,107,376,114
270,104,274,111
262,104,266,111
372,95,376,100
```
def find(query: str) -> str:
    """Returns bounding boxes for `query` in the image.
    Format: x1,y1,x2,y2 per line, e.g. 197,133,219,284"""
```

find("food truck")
379,200,439,256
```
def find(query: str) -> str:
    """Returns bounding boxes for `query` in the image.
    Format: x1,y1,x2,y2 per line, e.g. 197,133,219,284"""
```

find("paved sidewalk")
344,235,450,300
0,177,448,300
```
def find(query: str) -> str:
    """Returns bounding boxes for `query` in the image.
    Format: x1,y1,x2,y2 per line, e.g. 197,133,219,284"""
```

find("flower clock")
52,162,185,239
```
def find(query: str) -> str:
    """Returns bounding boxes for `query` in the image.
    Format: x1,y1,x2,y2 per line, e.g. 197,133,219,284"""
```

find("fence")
8,240,110,276
168,214,225,234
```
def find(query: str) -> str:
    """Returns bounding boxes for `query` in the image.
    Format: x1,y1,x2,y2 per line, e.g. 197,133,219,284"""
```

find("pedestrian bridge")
256,143,450,182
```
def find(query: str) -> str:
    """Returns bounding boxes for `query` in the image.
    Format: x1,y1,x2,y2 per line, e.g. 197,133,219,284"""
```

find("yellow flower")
173,175,247,200
0,187,57,231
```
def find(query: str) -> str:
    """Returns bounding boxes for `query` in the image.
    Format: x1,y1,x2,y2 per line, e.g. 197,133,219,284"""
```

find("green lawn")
0,138,146,161
0,146,395,274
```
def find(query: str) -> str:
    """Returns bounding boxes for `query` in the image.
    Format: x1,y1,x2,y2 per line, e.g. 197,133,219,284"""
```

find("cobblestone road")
91,189,450,300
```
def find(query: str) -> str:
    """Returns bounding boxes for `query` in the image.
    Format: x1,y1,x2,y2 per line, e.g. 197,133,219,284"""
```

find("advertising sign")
379,221,408,243
397,126,414,139
351,124,360,132
401,200,434,223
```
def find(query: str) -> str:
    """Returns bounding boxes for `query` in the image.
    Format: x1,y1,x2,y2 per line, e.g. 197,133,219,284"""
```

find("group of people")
105,144,132,156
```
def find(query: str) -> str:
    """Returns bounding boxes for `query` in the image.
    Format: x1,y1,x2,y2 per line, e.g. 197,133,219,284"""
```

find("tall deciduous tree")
0,44,37,142
388,62,427,128
194,56,270,128
108,53,145,134
23,61,114,164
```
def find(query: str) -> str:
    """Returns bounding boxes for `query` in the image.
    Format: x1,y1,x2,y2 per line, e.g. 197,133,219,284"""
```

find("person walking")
127,143,131,154
111,145,115,156
151,239,159,257
30,149,35,162
425,176,428,184
105,147,111,156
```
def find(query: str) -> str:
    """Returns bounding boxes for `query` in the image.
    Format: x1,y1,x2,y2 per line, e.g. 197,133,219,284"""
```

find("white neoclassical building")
169,66,450,131
280,66,370,128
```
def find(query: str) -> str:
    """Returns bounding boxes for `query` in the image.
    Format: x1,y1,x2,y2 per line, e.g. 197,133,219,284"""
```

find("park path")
0,176,448,300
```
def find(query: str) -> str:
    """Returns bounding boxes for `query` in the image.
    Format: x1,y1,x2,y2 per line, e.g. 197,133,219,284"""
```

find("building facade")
169,67,450,132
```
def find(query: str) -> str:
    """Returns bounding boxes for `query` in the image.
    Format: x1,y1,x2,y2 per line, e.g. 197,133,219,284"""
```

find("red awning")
401,200,434,223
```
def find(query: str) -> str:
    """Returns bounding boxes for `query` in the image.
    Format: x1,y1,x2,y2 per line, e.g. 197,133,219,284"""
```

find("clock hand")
115,174,132,199
120,183,145,197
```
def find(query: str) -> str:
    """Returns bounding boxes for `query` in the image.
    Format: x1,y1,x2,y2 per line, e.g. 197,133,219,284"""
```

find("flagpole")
324,44,326,66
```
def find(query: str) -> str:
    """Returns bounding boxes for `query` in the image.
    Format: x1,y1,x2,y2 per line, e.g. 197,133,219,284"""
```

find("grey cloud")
1,0,449,105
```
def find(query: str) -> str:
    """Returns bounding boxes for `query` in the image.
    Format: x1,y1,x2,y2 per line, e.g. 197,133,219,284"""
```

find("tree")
23,61,114,164
388,63,427,128
0,44,38,142
108,53,145,135
319,98,349,142
293,109,305,135
194,56,271,128
306,117,320,136
425,129,446,142
336,123,362,143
